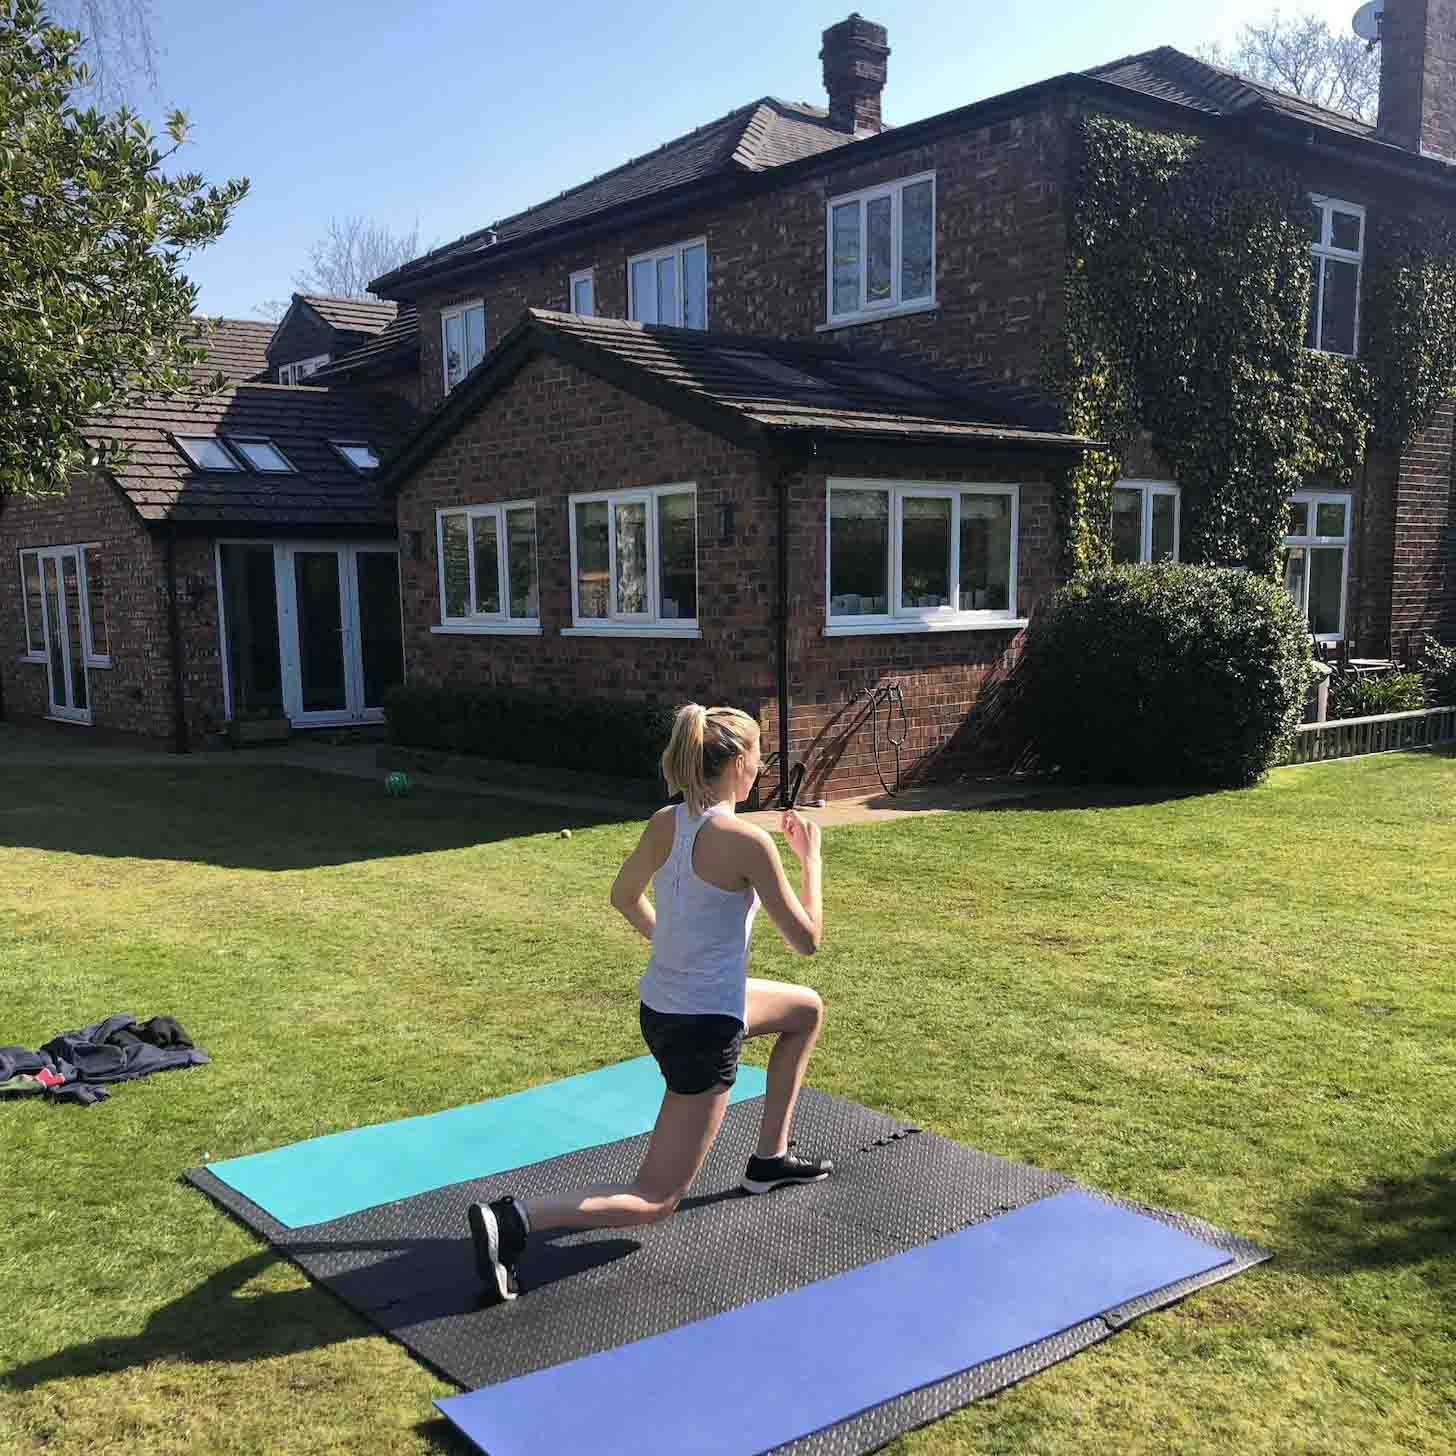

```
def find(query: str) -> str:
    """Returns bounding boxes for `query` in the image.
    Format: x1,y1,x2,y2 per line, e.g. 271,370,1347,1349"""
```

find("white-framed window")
441,299,487,393
435,503,541,635
566,484,698,637
569,268,595,316
173,435,242,472
278,354,330,385
824,171,936,328
1284,489,1351,640
628,239,707,329
825,479,1021,636
227,436,295,474
17,544,110,667
329,440,380,473
1111,480,1180,564
1306,195,1364,358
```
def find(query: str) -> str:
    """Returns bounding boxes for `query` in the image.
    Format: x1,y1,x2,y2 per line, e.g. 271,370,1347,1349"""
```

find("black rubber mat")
186,1089,1271,1454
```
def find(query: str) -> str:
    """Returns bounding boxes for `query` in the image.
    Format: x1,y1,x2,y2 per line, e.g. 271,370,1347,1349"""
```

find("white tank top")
638,803,761,1023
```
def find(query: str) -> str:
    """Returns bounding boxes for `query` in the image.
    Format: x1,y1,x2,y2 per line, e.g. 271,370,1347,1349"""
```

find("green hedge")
1012,563,1313,787
383,685,677,782
1419,635,1456,707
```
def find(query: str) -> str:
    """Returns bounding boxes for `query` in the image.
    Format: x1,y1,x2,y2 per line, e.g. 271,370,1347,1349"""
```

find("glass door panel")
355,551,403,710
61,555,88,711
294,550,348,714
220,545,284,716
40,550,88,721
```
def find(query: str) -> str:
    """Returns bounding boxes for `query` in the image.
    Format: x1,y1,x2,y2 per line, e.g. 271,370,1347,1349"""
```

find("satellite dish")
1352,0,1383,42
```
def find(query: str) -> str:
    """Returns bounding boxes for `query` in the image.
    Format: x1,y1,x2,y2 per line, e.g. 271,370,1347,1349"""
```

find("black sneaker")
741,1150,833,1195
467,1196,528,1301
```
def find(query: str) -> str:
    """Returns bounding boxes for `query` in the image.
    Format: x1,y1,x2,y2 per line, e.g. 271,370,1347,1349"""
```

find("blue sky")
133,1,1367,318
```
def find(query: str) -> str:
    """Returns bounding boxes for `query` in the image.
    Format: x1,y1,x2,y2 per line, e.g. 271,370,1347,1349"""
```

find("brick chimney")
820,13,890,134
1378,0,1456,159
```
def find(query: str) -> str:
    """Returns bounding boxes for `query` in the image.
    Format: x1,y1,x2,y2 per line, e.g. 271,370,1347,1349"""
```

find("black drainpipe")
0,491,7,723
165,524,189,754
773,448,812,809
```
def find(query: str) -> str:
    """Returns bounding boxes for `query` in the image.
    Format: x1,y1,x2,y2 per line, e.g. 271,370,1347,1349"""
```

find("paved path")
0,723,1040,827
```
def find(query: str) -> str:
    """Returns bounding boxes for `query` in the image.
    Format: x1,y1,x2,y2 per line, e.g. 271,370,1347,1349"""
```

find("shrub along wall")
384,685,675,783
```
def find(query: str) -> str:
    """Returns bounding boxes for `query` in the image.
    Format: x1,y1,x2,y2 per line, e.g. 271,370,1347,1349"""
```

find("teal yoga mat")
205,1056,767,1228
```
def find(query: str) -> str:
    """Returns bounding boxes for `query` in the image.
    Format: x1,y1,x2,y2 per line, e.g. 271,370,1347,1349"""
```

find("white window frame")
329,440,380,473
1111,479,1181,564
1307,195,1364,359
569,268,595,317
821,170,937,330
433,502,542,636
1284,488,1352,642
626,239,708,329
824,479,1023,637
226,435,296,474
564,483,700,638
440,298,487,394
173,434,242,472
278,353,330,385
16,542,110,667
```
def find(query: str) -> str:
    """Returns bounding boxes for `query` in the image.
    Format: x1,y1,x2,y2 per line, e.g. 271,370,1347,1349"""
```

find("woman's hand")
780,810,821,863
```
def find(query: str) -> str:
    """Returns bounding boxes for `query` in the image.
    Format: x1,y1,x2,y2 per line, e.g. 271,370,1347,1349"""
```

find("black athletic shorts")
639,1002,744,1095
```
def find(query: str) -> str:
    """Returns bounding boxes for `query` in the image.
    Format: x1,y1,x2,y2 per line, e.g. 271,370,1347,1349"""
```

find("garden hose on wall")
865,681,908,796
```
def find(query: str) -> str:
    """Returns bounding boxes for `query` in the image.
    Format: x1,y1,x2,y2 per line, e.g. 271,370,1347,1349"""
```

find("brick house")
358,7,1456,798
0,379,415,748
7,8,1456,796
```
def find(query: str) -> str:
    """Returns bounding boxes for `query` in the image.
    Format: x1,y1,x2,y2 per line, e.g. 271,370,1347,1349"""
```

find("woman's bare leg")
744,977,825,1159
521,1084,731,1231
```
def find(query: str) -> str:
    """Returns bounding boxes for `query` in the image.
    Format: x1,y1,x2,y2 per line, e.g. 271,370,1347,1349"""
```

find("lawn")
1,751,1453,1455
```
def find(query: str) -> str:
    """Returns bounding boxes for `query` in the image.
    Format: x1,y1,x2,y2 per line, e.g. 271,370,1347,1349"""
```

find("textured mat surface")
186,1089,1271,1455
434,1191,1233,1456
202,1055,768,1227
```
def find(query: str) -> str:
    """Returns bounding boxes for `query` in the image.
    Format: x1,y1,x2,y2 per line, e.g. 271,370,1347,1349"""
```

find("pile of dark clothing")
0,1014,208,1106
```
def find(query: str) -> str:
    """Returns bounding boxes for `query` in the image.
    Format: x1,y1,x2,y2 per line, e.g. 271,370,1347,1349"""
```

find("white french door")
218,541,403,727
35,546,92,723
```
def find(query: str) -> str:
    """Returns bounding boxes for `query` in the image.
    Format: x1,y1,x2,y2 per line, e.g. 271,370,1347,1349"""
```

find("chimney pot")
820,13,890,135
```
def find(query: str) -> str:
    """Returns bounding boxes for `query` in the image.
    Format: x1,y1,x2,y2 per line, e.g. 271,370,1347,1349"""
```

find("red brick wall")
411,102,1070,414
1390,398,1456,655
396,353,1060,800
1,474,178,743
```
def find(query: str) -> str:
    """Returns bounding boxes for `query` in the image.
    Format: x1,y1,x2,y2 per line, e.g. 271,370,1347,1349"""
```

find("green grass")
2,753,1454,1454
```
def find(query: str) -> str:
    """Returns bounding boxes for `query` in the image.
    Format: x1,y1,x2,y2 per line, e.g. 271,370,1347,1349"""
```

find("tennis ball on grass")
559,828,572,839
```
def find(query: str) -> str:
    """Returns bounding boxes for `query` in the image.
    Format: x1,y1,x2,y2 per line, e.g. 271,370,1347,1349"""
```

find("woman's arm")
738,815,822,956
609,806,676,941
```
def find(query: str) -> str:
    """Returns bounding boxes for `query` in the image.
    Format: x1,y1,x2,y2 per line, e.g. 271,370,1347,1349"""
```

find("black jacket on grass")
0,1014,208,1106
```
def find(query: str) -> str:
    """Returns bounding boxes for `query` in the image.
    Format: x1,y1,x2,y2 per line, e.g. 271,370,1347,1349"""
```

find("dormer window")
174,435,242,472
279,354,329,385
227,436,295,473
331,440,380,472
1306,196,1363,358
442,300,486,393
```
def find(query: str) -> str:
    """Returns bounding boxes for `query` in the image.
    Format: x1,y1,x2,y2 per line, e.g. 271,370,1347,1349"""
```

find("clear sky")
131,1,1370,319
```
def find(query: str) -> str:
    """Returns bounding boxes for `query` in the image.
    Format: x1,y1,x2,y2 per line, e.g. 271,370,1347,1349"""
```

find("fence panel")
1290,705,1456,764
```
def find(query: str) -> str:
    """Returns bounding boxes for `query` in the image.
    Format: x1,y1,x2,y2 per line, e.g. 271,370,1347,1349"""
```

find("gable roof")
376,98,856,293
91,384,417,529
297,293,399,334
187,317,274,383
382,311,1093,489
1084,46,1377,143
309,305,420,384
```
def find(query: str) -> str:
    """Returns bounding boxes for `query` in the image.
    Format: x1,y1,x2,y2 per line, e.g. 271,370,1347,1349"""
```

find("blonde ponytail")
661,703,759,813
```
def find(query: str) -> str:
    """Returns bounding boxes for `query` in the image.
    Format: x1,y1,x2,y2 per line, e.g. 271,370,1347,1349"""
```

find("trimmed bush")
1328,670,1427,720
1012,563,1313,787
383,685,677,782
1419,635,1456,707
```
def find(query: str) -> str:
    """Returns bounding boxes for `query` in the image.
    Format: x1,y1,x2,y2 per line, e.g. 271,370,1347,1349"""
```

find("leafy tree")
1199,10,1380,122
0,1,248,498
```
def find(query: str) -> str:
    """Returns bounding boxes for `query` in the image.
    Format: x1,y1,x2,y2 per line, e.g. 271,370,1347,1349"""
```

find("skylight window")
227,436,295,473
331,440,381,472
174,435,241,472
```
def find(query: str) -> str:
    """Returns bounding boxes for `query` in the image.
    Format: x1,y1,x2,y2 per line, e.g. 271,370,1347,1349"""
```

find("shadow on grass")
0,762,634,870
1287,1149,1456,1295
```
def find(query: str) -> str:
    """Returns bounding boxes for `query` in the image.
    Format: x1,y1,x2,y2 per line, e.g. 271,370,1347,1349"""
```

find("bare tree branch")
1197,10,1379,123
51,0,159,107
292,214,433,299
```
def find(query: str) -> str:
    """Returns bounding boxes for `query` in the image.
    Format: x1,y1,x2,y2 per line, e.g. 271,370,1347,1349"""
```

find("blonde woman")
467,703,830,1302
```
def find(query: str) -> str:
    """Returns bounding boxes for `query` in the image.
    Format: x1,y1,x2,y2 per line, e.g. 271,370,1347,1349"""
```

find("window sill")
562,625,701,640
432,622,542,636
825,617,1027,637
817,298,939,333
